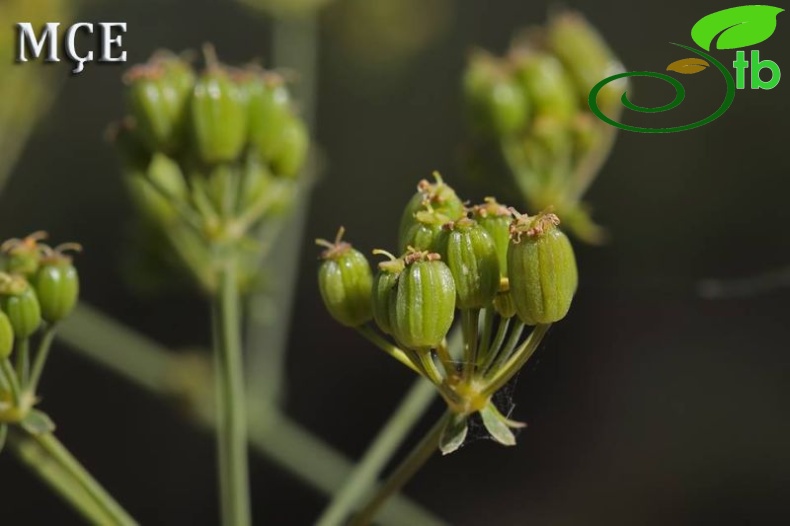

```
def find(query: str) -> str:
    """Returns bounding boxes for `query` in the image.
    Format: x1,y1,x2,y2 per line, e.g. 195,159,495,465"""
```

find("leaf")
666,57,710,74
691,5,784,51
480,402,524,447
20,410,56,436
439,414,468,455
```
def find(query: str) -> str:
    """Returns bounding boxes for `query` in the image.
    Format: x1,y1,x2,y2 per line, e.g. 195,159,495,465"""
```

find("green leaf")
20,409,56,435
439,414,468,455
691,6,784,51
480,402,524,446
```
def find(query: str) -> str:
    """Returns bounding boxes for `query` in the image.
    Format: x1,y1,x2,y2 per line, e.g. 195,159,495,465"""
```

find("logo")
589,5,783,133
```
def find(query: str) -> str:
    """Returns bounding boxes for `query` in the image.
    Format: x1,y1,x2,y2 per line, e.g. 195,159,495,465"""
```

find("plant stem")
26,431,136,525
212,260,251,526
483,320,525,378
356,325,422,375
460,309,479,379
246,11,319,409
8,429,118,524
483,324,551,398
350,411,451,526
1,358,21,406
16,337,30,387
316,377,437,526
27,324,58,395
58,304,441,524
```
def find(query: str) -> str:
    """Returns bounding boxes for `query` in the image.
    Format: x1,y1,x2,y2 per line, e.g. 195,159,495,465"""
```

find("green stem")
476,308,495,366
57,305,442,525
483,324,551,398
32,432,136,525
483,320,525,378
316,378,438,526
28,324,58,395
212,260,251,526
460,309,479,379
480,316,510,375
350,411,451,526
1,358,21,406
8,429,118,524
16,337,30,387
356,325,422,375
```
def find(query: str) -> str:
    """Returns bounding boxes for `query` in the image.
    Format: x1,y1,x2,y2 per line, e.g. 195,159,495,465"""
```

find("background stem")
213,260,252,526
350,411,450,526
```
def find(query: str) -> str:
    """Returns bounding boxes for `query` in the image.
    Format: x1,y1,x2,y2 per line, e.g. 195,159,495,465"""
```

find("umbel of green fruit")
398,173,465,250
317,228,373,327
434,218,500,309
0,310,13,359
34,245,81,324
507,209,577,325
390,250,456,351
0,273,42,339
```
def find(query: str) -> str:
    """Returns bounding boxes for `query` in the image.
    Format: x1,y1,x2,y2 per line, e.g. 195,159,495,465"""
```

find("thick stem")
316,378,437,526
31,432,136,525
27,324,58,395
212,261,252,526
350,411,451,526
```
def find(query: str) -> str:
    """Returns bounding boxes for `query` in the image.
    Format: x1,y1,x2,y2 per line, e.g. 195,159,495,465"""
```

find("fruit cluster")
462,11,626,243
0,233,80,424
112,48,309,294
317,175,577,452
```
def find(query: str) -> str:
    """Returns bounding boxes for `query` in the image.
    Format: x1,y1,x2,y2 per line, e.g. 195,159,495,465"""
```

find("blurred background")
0,0,788,524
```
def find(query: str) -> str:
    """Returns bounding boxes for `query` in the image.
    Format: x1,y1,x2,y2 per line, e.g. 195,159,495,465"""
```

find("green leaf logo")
691,5,784,51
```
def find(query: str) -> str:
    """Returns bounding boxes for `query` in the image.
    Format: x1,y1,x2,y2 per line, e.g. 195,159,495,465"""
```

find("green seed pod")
34,253,80,324
245,72,294,160
398,173,465,249
124,54,195,153
471,198,512,277
317,229,373,327
269,116,309,178
434,218,499,309
492,290,517,318
546,11,626,112
391,251,456,351
370,251,405,335
464,51,529,136
507,210,578,325
0,274,42,339
0,310,13,359
1,232,47,278
399,209,450,254
512,51,578,124
190,64,248,164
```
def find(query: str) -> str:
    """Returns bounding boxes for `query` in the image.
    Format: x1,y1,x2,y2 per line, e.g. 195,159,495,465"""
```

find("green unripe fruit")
434,219,500,309
493,290,517,318
34,257,80,324
0,275,42,339
398,209,449,253
190,66,248,164
0,311,12,359
371,253,405,335
246,73,294,160
124,55,194,153
1,232,47,278
512,51,577,124
317,230,373,327
471,198,512,277
391,252,456,351
398,173,465,249
269,117,308,178
464,52,530,136
507,210,578,325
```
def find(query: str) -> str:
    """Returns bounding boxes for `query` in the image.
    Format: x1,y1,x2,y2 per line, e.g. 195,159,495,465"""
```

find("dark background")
0,0,788,524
